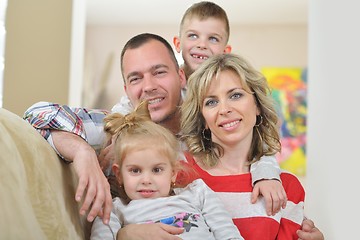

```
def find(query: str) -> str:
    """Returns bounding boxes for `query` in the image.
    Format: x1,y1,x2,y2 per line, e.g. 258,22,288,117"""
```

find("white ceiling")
86,0,308,26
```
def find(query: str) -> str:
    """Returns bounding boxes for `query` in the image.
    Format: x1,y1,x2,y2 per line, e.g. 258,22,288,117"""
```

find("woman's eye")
205,99,217,106
231,92,242,99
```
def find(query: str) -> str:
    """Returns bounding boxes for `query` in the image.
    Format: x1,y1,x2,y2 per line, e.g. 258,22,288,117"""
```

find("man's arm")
23,101,109,154
51,130,112,224
297,219,324,240
23,102,112,223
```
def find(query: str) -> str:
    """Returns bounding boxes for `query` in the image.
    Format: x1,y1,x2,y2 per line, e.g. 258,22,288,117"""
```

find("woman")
180,53,305,239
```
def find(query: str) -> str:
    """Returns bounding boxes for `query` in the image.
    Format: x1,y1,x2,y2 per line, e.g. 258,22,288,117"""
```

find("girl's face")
113,148,177,200
201,70,260,149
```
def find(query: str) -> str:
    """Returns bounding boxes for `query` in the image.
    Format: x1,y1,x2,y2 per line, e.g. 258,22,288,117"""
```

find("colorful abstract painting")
261,67,307,177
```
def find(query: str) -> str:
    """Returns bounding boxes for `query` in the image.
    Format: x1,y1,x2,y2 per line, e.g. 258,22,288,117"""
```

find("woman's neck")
198,144,250,176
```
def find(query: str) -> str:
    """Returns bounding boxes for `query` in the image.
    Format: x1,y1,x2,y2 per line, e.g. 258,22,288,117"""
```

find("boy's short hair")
180,1,230,42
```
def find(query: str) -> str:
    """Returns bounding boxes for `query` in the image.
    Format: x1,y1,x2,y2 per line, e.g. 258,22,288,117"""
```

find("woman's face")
201,70,260,148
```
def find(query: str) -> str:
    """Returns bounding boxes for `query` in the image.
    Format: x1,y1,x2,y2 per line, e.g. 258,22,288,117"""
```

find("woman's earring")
202,128,211,141
255,115,263,127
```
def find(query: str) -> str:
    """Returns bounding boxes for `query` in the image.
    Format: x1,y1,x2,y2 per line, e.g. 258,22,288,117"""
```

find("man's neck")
158,111,181,135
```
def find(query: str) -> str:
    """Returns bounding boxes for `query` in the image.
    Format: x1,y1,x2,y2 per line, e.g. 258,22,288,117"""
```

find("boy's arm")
250,155,281,184
250,155,287,216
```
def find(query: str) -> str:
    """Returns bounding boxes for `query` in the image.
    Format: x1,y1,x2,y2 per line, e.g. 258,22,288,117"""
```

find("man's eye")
154,70,167,76
128,77,140,84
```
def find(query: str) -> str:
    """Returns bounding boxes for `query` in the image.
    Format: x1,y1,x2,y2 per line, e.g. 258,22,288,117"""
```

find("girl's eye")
130,168,140,174
204,99,218,107
153,167,163,173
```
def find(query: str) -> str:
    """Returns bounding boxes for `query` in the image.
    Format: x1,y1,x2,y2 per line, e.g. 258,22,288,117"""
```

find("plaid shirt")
23,101,112,159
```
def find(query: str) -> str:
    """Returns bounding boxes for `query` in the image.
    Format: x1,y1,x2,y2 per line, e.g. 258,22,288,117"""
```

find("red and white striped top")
185,153,305,240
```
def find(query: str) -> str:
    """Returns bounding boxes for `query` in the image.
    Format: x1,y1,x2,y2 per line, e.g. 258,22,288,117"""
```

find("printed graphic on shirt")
152,212,200,232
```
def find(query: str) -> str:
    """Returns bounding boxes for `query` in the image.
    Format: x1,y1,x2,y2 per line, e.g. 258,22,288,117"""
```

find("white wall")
307,1,360,239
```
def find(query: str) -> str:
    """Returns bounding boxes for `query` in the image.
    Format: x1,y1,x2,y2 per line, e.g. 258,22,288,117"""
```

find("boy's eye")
209,36,220,43
188,33,198,40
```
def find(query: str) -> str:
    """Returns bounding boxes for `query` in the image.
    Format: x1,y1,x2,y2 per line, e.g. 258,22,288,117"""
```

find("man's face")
122,40,186,126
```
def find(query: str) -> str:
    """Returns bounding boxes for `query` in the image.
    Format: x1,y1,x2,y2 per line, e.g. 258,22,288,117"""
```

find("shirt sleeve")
193,179,244,240
90,212,122,240
277,173,305,239
250,155,281,186
23,101,109,158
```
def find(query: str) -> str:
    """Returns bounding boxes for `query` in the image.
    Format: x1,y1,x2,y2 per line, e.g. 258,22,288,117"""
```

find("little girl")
90,101,243,240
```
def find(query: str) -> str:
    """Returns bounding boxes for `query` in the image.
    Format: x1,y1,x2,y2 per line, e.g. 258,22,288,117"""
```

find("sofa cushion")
0,108,88,239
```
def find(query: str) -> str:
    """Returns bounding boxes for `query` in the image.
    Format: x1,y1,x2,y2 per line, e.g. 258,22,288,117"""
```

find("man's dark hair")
120,33,179,79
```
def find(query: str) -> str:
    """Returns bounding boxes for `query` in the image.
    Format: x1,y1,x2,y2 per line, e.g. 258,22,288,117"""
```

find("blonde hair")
179,1,230,42
180,53,281,167
104,101,184,201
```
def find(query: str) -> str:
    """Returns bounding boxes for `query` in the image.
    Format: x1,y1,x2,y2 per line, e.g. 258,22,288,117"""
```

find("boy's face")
113,147,177,200
174,17,231,75
123,40,186,130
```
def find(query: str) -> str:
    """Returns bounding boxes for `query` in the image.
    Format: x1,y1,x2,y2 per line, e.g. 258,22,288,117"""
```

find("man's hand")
297,218,324,240
51,130,112,224
73,147,112,223
251,179,287,216
117,223,184,240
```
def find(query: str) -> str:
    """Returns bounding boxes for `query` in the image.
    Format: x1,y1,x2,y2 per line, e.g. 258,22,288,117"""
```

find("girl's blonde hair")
103,101,190,201
180,53,281,167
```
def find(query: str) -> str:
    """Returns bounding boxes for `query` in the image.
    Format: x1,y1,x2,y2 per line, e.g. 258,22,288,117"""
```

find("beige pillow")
0,108,88,239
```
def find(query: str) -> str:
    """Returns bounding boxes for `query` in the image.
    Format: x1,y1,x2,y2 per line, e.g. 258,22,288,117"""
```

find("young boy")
173,1,232,79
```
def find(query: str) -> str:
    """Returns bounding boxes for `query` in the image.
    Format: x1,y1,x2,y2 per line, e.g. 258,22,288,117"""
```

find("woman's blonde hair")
180,53,281,167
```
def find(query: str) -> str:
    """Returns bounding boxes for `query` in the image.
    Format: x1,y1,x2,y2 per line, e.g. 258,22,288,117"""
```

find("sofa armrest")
0,108,89,239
